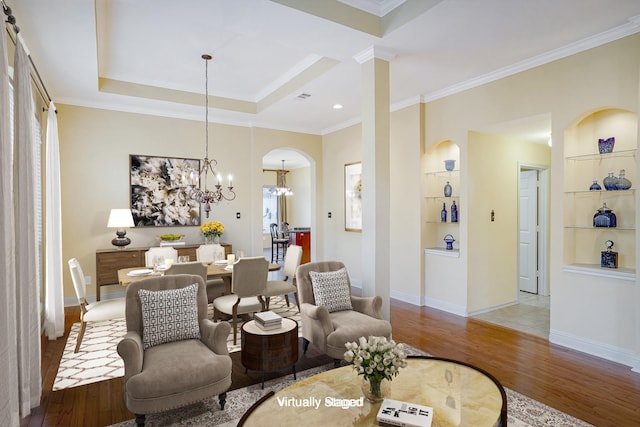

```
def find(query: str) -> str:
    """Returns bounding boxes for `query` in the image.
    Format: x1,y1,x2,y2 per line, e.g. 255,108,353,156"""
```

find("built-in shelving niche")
563,108,637,277
424,140,460,254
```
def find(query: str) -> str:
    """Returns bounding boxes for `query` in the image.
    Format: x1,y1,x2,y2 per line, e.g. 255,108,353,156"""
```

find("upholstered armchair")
296,261,392,366
117,274,232,426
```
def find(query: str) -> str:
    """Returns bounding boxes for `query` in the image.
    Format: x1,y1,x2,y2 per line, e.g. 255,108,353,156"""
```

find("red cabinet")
289,228,311,264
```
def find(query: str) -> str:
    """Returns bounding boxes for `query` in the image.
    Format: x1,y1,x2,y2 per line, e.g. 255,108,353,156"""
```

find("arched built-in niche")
424,140,461,252
563,108,638,275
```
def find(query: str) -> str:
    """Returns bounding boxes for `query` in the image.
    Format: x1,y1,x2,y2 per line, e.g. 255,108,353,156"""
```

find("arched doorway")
262,149,312,262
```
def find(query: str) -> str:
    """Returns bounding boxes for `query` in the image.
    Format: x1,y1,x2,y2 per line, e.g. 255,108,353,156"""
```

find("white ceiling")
10,0,640,159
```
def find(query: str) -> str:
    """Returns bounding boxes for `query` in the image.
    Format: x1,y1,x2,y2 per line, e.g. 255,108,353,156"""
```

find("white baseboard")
550,329,640,370
390,289,422,306
467,300,518,317
421,296,467,317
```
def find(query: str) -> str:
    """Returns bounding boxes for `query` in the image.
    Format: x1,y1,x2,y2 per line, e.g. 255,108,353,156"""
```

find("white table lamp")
107,208,135,249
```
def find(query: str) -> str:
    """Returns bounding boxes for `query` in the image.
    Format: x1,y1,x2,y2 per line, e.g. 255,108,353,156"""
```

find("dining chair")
68,258,126,353
213,256,269,344
196,244,227,301
262,244,302,311
270,223,289,263
144,246,178,267
164,261,208,283
196,244,226,263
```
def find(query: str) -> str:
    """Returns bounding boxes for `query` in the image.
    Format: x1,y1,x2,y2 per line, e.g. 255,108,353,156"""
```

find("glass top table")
239,356,506,427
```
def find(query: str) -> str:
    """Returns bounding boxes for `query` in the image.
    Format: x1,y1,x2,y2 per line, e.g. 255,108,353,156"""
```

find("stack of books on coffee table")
377,398,433,427
253,311,282,331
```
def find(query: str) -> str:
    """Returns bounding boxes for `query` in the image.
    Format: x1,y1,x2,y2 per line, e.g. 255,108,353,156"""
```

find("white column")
354,46,395,320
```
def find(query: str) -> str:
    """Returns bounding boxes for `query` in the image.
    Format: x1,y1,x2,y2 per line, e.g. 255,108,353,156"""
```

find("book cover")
254,310,282,323
255,321,282,331
376,399,433,427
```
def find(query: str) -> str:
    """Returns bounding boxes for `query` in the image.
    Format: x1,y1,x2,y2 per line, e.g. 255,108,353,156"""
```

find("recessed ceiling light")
333,104,343,109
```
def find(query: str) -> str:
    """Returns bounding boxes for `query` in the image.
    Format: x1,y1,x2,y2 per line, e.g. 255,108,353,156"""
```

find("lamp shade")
107,209,134,228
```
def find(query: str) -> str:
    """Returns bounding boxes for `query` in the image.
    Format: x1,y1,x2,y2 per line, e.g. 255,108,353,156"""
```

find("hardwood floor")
23,300,640,427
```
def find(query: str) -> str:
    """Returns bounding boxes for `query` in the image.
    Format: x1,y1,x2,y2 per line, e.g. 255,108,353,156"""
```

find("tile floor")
471,291,550,339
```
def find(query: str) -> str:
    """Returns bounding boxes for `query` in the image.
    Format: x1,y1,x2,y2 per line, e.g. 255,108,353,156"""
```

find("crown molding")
353,45,396,64
422,15,640,103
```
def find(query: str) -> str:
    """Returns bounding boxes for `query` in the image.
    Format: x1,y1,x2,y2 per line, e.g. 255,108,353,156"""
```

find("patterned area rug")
53,296,300,391
108,346,593,427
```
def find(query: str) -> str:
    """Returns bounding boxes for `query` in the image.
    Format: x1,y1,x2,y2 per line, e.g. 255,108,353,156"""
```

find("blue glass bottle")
444,181,452,197
589,178,601,191
603,172,618,191
441,202,447,223
451,200,458,223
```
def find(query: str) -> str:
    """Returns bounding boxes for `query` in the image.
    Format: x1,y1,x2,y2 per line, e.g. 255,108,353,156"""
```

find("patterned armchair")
296,261,392,365
117,274,231,426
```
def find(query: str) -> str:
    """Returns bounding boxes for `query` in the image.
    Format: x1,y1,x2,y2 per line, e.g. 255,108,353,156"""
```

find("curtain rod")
2,0,55,112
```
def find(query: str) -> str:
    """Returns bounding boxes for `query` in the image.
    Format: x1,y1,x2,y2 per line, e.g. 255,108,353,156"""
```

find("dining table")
117,260,281,295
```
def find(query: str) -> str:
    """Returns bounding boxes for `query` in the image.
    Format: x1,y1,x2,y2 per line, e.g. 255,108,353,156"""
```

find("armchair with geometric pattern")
117,274,231,426
296,260,392,366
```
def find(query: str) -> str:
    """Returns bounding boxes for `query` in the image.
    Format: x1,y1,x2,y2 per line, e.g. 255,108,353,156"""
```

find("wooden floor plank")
21,300,640,427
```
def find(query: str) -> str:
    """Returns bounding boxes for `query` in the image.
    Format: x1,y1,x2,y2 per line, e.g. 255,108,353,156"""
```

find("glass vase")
603,172,618,191
205,235,221,245
616,169,632,190
444,181,452,197
361,377,389,403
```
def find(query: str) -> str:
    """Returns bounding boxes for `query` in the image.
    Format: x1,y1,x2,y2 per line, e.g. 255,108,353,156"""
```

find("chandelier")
181,54,236,218
274,160,293,196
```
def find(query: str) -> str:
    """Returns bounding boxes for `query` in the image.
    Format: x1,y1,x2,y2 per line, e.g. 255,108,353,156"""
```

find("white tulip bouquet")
344,336,408,385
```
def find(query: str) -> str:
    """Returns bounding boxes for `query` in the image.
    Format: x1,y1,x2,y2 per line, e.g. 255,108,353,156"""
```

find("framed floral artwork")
344,161,362,232
130,154,201,227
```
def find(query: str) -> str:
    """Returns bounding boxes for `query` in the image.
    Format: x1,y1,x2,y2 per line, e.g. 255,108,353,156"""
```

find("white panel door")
519,170,538,294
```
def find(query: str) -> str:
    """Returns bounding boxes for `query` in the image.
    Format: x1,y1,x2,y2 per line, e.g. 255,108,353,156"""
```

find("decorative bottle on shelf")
603,172,618,191
615,169,632,190
451,200,458,223
444,181,452,197
593,203,617,228
441,202,447,223
589,178,601,191
444,234,455,250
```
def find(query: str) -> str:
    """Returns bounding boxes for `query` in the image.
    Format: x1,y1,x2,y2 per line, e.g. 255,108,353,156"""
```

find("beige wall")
288,167,311,229
57,105,321,301
389,104,423,303
421,33,640,367
322,123,363,281
466,132,550,312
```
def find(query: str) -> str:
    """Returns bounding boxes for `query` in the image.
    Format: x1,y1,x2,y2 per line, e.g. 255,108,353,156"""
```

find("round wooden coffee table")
241,318,298,388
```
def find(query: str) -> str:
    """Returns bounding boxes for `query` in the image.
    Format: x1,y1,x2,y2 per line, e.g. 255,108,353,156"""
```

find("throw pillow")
309,268,353,312
138,283,201,349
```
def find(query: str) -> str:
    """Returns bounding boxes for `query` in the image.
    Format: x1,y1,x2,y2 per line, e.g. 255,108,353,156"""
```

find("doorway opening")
518,165,549,297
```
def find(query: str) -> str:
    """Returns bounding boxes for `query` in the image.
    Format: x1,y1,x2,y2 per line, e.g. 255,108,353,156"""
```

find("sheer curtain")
12,34,42,418
45,100,64,339
0,18,20,427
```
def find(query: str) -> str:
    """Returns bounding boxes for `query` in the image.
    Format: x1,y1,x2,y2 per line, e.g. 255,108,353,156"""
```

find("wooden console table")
95,243,232,300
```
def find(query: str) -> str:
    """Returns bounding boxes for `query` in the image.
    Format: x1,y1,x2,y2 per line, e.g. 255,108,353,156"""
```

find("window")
262,186,278,234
